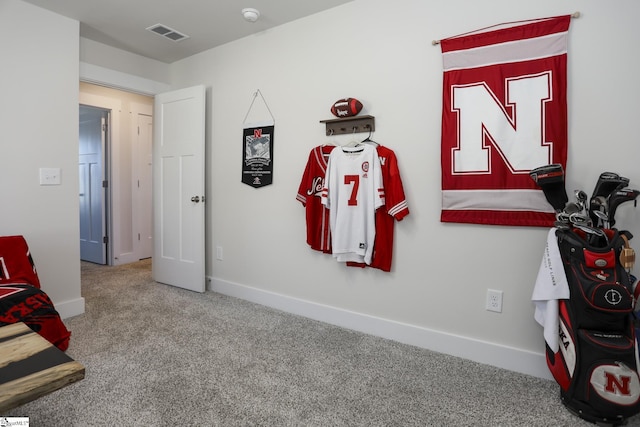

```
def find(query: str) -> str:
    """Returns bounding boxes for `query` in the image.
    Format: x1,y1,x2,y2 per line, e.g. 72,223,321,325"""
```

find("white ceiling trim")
80,62,171,96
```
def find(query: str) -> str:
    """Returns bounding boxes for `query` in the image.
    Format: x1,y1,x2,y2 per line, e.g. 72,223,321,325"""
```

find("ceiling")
22,0,353,63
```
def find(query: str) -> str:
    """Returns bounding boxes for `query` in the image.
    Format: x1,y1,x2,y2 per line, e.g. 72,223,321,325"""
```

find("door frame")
79,68,173,265
79,87,156,265
131,104,154,260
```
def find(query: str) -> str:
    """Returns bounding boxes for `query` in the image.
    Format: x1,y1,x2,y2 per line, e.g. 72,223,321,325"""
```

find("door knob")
191,196,200,203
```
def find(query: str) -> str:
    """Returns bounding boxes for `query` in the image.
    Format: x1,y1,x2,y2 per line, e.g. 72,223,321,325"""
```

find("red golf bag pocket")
583,248,616,269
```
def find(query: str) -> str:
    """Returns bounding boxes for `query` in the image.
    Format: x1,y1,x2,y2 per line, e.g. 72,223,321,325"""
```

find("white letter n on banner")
451,72,552,174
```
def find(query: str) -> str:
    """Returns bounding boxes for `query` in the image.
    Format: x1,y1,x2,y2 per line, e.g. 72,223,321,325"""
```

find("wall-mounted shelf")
320,115,375,136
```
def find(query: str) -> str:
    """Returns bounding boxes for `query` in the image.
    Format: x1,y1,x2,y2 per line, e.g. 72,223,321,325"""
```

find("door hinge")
138,233,141,241
102,123,108,132
103,236,109,244
102,180,108,188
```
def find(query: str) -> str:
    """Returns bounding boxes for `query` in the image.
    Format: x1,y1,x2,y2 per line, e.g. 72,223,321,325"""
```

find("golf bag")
547,225,640,425
531,166,640,425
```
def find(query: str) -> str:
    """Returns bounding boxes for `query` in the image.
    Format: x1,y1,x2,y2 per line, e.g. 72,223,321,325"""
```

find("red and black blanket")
0,235,71,351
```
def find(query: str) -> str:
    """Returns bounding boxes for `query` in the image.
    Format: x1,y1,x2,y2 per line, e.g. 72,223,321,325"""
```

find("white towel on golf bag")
532,227,570,352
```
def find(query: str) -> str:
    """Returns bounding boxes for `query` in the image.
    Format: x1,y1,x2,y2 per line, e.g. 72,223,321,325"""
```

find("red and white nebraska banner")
440,15,571,226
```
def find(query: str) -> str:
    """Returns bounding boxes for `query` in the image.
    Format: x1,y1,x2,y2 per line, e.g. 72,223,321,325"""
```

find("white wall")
169,0,640,378
80,38,171,94
0,0,84,317
4,0,639,379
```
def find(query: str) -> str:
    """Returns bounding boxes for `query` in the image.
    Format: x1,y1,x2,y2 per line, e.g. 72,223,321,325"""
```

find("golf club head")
556,211,571,224
591,172,629,199
608,188,640,227
574,190,587,212
573,224,609,247
529,164,568,212
589,195,608,227
569,212,590,226
575,190,588,205
592,209,609,228
563,201,581,215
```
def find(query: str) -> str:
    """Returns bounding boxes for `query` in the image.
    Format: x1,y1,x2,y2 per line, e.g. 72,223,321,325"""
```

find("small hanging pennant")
242,90,275,188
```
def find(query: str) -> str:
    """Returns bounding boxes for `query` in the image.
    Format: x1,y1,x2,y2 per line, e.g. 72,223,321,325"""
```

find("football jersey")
347,145,409,272
296,145,335,253
321,144,384,264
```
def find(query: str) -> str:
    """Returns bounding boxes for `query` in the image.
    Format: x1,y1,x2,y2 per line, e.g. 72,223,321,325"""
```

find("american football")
330,98,363,118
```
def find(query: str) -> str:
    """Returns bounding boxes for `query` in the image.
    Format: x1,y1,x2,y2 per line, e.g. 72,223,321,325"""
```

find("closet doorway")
79,82,154,265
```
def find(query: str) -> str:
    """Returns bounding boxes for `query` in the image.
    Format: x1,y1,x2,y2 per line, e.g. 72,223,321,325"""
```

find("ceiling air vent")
146,24,190,42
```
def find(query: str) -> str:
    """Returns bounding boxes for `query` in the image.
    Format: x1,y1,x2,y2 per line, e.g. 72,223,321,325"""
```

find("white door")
79,106,108,264
136,113,153,259
152,85,206,292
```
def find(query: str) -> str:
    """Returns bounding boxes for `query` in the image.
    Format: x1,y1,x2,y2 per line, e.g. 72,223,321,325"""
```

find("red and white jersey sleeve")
377,146,409,222
321,144,384,264
296,145,335,253
370,145,409,270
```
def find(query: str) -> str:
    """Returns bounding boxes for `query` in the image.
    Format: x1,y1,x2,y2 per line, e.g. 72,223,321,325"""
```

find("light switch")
40,168,61,185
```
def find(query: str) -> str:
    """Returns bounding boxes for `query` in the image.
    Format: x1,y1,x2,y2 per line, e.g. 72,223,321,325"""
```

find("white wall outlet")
486,289,503,313
216,246,223,261
39,167,61,185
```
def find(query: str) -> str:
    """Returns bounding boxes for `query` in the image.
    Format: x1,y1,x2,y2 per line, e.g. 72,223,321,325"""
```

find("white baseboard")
208,277,553,381
55,297,86,320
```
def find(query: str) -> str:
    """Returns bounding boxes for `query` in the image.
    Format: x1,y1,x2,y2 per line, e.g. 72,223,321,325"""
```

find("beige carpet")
8,259,628,426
